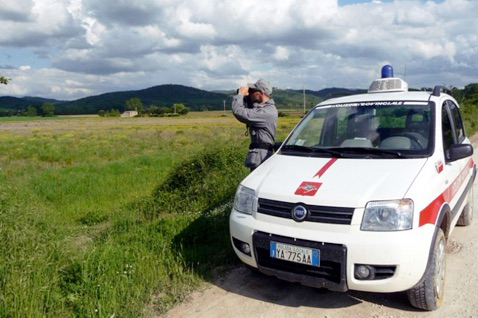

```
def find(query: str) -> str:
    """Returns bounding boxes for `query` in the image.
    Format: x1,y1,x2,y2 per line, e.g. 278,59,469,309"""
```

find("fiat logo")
291,205,308,222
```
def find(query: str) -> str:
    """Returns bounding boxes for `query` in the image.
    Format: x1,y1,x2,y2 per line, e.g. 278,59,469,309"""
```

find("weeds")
0,115,292,317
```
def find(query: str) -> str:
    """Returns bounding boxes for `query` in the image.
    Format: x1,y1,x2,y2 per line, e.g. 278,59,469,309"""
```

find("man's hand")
238,86,249,96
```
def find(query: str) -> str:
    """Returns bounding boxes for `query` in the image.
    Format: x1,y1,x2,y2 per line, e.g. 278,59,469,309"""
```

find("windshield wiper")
327,147,408,158
281,145,343,157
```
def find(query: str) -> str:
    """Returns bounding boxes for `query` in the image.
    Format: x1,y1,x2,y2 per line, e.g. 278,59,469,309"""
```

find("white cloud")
274,46,290,61
0,0,478,100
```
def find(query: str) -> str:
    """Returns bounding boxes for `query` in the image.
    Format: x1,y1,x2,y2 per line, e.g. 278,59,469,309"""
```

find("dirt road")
162,142,478,318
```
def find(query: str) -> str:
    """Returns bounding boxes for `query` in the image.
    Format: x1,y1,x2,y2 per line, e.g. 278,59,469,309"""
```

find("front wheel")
407,229,446,311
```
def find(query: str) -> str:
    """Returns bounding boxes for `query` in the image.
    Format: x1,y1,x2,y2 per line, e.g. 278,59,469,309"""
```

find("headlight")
361,199,413,231
233,185,256,215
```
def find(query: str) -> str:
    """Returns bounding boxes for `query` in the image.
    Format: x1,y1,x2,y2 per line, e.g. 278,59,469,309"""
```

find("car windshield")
283,101,434,158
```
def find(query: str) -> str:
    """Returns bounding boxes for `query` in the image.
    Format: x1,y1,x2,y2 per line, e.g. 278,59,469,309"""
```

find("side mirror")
274,141,283,152
446,144,474,162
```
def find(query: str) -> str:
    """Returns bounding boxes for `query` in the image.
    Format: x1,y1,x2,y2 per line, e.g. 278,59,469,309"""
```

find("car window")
284,102,433,157
442,105,454,152
447,101,465,143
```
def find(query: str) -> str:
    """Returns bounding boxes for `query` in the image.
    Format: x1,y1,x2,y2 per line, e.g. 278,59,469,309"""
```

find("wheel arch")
412,203,450,289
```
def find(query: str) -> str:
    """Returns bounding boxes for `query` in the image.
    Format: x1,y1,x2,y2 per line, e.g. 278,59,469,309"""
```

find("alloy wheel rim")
434,238,446,297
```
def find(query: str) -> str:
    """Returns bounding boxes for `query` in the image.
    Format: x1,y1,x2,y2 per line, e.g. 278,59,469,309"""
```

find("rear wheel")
457,187,473,226
407,229,446,311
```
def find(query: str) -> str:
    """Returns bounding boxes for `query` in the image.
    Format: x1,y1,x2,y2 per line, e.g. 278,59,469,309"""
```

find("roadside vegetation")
0,113,299,317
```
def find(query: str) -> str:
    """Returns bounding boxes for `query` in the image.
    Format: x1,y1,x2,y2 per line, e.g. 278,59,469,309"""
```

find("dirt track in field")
160,136,478,318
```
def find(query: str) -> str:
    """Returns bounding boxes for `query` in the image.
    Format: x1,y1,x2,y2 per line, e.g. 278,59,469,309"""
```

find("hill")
0,84,397,116
55,84,229,115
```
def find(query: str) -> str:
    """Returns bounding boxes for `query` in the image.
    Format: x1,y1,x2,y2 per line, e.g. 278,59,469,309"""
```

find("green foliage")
278,111,288,117
125,98,144,113
98,109,106,117
41,103,55,117
173,103,185,114
0,116,259,317
27,105,37,117
105,109,120,117
0,76,9,84
464,83,478,96
138,143,248,219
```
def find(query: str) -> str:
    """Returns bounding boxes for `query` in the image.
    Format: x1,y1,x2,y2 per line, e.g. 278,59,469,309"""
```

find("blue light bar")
381,65,394,78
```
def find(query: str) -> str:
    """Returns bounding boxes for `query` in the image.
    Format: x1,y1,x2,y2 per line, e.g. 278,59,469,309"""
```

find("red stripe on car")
313,157,338,178
419,158,474,227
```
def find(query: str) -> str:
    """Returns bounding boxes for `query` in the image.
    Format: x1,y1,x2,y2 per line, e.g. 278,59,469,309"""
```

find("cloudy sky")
0,0,477,100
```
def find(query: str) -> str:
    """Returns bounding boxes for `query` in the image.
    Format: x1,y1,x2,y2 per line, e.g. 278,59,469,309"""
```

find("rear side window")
447,101,465,143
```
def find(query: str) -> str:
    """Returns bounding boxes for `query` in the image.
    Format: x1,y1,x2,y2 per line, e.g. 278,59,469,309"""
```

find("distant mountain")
22,96,64,104
55,84,229,115
0,84,368,116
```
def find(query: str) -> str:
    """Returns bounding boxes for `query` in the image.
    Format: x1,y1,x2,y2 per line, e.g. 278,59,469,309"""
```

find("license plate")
270,241,320,267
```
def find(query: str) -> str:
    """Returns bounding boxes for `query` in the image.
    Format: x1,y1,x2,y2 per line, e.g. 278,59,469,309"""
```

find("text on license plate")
270,241,320,267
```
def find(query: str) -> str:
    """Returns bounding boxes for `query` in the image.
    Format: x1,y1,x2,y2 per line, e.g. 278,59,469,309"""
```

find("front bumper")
230,209,435,293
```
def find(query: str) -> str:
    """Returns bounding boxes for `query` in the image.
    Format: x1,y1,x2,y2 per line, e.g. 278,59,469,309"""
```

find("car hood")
242,154,428,208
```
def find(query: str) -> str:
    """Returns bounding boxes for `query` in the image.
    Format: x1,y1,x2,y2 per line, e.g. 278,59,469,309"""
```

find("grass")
0,114,300,317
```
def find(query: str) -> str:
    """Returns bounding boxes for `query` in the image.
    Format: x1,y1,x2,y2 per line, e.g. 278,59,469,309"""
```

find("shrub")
141,143,248,219
278,111,288,117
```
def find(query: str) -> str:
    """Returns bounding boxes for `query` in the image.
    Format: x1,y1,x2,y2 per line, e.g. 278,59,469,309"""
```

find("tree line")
97,98,189,117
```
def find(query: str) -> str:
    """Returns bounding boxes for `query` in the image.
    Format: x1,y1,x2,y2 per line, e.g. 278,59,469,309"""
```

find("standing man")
232,78,278,171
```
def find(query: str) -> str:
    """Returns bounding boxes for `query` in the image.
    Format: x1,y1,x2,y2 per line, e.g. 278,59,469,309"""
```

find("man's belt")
249,143,273,150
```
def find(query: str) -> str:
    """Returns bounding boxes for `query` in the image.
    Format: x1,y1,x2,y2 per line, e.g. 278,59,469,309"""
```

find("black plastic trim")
252,231,348,292
257,198,354,225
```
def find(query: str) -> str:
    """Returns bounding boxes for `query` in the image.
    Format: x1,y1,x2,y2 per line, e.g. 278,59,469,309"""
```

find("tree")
178,107,189,115
173,103,186,114
125,98,144,113
148,105,160,117
41,103,55,117
0,76,9,85
106,109,120,117
27,106,37,117
98,110,106,117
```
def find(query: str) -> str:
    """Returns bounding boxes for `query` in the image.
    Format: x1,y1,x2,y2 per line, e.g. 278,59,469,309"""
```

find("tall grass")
0,116,299,317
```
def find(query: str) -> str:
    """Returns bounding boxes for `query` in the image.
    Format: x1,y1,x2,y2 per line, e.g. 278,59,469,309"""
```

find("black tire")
407,229,446,311
457,187,473,226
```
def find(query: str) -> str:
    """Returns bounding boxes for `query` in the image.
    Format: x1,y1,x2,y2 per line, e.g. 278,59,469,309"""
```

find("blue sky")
0,0,476,100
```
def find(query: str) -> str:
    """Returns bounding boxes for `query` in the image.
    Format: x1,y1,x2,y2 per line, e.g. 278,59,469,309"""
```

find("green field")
0,112,300,317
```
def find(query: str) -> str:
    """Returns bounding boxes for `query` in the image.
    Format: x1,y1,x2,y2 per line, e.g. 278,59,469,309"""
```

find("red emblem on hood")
295,182,322,196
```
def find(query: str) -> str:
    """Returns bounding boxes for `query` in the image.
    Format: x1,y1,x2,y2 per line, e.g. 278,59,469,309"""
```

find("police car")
229,65,476,310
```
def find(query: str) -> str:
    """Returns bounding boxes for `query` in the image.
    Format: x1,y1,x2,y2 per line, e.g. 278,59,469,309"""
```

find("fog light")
355,265,373,280
241,243,251,255
232,237,251,256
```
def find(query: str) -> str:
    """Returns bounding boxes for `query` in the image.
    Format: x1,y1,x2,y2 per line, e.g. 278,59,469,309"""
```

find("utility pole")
223,100,226,115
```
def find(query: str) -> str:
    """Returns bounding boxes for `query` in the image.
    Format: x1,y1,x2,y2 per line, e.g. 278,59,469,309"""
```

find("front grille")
253,231,347,291
257,198,355,225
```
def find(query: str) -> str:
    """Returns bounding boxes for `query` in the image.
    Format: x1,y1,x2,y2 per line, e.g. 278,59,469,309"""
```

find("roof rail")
432,85,452,97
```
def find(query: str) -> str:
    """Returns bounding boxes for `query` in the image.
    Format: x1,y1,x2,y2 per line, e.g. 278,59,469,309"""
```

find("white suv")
230,66,475,310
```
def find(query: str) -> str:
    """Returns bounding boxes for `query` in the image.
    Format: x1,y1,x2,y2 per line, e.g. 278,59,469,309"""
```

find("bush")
140,143,248,219
278,111,288,117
